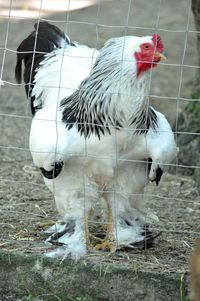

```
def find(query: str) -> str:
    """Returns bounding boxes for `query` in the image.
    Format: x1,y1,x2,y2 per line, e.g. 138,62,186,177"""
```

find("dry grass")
0,154,199,274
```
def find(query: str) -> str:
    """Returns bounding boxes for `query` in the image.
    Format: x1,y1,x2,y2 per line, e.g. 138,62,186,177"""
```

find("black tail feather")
15,58,23,84
15,21,72,114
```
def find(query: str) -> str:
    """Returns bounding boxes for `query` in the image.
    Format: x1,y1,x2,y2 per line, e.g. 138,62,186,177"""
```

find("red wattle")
134,51,160,78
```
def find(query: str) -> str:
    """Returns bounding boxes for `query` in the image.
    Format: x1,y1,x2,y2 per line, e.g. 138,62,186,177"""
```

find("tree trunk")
192,0,200,66
177,0,200,189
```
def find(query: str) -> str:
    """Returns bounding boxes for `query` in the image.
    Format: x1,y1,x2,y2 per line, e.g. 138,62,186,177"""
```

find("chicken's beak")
156,51,166,60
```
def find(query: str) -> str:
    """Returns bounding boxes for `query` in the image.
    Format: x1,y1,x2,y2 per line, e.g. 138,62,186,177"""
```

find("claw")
95,237,116,252
94,225,116,252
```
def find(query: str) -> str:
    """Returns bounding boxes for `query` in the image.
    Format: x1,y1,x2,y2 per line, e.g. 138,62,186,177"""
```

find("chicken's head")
134,33,166,78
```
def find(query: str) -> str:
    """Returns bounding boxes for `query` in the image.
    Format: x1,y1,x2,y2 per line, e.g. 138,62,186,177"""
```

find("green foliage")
65,297,87,301
53,295,62,301
191,89,200,101
178,88,200,146
26,295,32,301
22,295,87,301
185,100,200,132
188,89,200,118
180,275,192,301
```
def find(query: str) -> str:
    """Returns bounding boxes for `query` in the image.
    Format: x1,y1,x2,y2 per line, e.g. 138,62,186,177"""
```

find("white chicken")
15,22,177,260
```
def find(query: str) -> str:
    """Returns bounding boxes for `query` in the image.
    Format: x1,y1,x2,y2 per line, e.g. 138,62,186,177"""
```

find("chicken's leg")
84,209,93,249
84,209,103,249
95,202,116,252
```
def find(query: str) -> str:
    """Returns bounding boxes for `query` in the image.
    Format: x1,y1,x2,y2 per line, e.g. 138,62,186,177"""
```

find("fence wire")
0,0,199,273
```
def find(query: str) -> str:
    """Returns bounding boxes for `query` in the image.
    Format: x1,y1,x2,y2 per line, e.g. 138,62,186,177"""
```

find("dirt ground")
0,0,200,275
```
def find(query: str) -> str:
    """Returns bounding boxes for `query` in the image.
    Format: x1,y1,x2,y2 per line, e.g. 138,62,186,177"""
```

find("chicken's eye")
143,45,149,49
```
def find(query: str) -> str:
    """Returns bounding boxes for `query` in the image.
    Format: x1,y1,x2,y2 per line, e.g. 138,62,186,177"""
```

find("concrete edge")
0,251,191,301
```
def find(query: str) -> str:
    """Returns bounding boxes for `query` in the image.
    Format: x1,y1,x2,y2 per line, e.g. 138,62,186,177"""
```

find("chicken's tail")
15,21,72,114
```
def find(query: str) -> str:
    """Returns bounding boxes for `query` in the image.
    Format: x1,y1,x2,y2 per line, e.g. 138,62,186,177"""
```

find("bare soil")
0,0,199,275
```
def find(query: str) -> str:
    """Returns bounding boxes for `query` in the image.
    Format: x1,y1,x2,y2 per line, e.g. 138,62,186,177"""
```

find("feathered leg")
43,166,99,260
94,160,159,251
115,161,160,249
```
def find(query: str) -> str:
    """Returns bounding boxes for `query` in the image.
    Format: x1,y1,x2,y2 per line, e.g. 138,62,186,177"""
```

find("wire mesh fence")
0,0,199,274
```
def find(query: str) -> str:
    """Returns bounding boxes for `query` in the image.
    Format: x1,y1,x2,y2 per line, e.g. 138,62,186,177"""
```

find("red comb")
152,33,163,50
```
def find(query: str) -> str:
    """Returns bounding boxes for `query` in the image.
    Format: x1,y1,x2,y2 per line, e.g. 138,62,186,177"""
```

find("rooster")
15,22,177,260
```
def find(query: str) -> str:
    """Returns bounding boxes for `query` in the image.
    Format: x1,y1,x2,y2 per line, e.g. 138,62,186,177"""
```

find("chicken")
15,22,177,260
